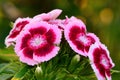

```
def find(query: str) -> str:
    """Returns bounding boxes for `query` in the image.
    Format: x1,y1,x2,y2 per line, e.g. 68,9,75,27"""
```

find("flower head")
64,18,99,56
15,21,62,66
88,42,115,80
5,17,31,47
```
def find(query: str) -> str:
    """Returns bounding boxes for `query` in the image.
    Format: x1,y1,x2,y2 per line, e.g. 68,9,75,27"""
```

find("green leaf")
0,73,13,80
0,62,22,80
11,65,32,80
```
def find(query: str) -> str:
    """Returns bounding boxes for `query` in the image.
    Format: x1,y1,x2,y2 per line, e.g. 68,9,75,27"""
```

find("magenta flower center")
28,35,46,49
77,35,88,45
100,55,109,69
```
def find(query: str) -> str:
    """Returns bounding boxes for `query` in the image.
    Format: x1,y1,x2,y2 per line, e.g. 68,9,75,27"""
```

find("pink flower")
88,42,115,80
64,19,99,56
33,9,62,22
15,21,62,66
5,17,31,47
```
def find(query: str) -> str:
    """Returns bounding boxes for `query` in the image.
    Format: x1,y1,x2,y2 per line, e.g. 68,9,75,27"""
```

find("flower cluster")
5,9,114,80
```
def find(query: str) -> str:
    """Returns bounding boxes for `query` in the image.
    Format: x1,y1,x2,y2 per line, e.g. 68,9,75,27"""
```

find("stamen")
29,35,45,48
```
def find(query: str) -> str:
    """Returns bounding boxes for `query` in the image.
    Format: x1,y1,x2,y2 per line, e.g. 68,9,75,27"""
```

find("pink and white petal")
33,46,59,62
67,40,87,56
62,16,77,25
13,17,32,29
69,16,80,22
87,43,97,62
33,13,47,22
19,49,38,66
48,19,65,31
83,33,100,54
5,17,31,47
100,43,115,68
33,9,62,21
5,36,16,47
47,9,62,20
49,25,62,44
24,21,50,34
9,17,31,38
15,30,31,56
65,16,85,25
48,19,63,25
91,63,106,80
105,70,112,80
86,33,100,43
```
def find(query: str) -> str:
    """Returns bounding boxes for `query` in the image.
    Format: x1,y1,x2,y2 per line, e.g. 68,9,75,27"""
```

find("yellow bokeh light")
100,8,113,25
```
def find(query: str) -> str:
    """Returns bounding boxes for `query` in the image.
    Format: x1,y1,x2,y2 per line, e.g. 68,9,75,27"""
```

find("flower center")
29,35,46,49
100,55,109,69
78,35,88,45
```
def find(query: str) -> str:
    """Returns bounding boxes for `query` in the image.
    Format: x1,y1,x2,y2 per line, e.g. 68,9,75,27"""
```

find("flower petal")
48,19,65,31
88,42,115,80
33,9,62,21
45,24,62,44
5,17,31,47
84,33,100,53
33,44,60,62
15,30,31,56
19,48,38,66
47,9,62,20
24,21,50,34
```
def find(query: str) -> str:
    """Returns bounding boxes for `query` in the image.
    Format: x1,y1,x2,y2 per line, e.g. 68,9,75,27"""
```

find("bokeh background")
0,0,120,80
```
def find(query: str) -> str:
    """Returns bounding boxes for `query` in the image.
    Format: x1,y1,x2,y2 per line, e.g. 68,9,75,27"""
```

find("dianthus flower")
88,42,115,80
64,17,99,56
15,21,62,66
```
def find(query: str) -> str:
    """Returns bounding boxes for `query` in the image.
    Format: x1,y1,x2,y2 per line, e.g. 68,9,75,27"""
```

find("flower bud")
35,66,43,80
68,54,80,72
72,54,81,63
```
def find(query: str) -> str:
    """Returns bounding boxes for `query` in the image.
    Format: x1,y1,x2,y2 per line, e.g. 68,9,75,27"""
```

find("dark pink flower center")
77,35,88,45
28,35,46,50
100,55,110,68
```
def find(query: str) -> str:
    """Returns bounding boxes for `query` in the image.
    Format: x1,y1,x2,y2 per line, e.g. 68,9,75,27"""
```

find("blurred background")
0,0,120,80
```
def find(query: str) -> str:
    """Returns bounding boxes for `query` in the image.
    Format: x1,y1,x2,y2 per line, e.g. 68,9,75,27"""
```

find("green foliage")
0,62,23,80
11,65,33,80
